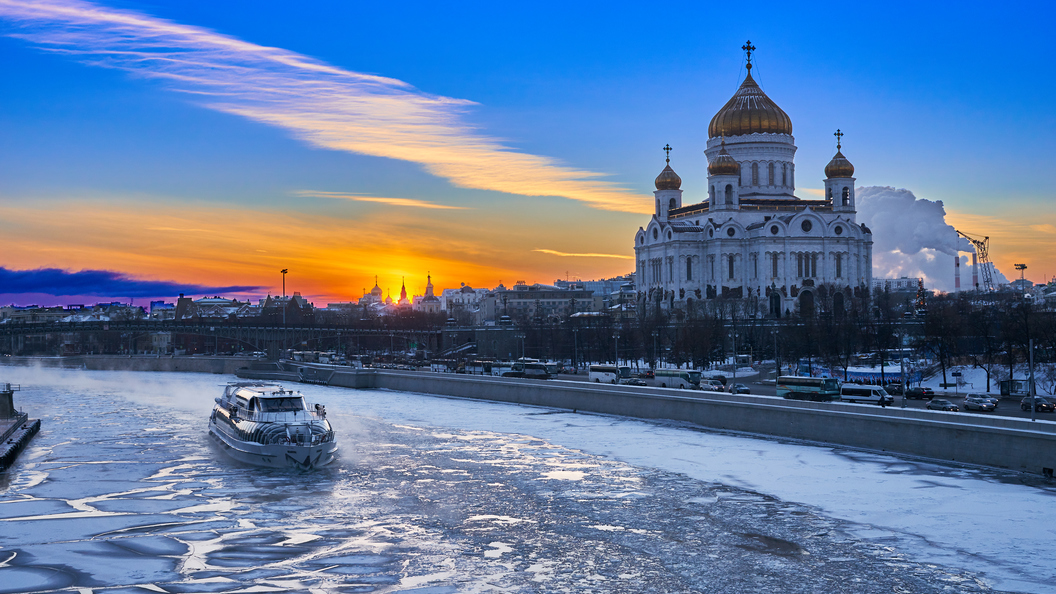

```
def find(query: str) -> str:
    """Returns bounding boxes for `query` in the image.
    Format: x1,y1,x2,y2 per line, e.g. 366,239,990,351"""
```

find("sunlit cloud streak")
293,190,468,210
533,249,633,260
0,0,646,212
0,266,260,297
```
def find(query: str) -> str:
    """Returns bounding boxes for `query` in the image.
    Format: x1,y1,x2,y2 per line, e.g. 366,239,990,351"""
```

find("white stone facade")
634,64,873,318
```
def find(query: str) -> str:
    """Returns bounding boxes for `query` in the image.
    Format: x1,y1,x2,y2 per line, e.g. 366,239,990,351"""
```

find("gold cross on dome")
834,129,844,150
663,144,672,163
742,40,756,70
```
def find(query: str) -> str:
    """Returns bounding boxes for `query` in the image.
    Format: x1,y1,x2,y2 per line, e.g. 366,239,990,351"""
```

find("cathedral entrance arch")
769,290,781,317
799,290,814,317
832,291,845,317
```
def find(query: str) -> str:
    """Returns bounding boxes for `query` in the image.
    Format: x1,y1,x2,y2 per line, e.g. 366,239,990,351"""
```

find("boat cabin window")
258,397,306,412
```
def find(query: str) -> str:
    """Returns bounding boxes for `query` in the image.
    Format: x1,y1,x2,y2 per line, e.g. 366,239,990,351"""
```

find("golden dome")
708,69,793,138
708,139,741,176
825,149,855,178
654,148,682,191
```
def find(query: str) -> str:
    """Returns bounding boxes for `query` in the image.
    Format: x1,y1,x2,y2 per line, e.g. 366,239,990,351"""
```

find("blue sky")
0,0,1052,305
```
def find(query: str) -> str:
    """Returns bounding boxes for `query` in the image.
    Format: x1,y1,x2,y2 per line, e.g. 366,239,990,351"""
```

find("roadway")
549,370,1054,421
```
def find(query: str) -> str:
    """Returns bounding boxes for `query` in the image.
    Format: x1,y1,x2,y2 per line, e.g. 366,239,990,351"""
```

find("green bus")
776,376,842,402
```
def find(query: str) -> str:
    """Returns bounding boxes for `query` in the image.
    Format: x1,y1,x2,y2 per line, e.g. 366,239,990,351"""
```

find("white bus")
650,368,701,389
840,384,894,405
589,365,633,384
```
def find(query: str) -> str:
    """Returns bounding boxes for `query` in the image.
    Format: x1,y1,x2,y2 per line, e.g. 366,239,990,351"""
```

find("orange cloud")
0,196,638,302
293,191,469,210
0,0,649,213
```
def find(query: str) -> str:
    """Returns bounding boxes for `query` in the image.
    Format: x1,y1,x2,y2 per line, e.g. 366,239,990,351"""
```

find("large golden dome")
708,69,792,138
824,149,855,178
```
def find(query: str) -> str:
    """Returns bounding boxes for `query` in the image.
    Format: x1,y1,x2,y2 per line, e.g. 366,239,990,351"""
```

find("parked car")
962,395,995,412
1020,396,1056,412
702,379,725,392
639,370,655,379
884,382,904,396
621,378,648,386
906,387,935,400
728,383,751,394
926,398,959,411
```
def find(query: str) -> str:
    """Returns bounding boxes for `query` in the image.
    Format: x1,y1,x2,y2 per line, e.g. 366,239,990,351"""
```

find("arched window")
782,163,787,186
827,187,833,199
751,162,759,185
799,290,815,317
709,185,714,201
768,162,774,185
725,184,733,204
728,255,735,280
686,257,693,281
842,187,850,205
669,198,677,211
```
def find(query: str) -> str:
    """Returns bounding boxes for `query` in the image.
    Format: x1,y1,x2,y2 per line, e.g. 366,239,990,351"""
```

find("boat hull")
209,422,338,469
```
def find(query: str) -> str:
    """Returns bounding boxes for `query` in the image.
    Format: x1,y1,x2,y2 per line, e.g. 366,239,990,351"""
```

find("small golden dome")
655,163,681,190
708,70,793,138
825,149,855,178
708,139,741,176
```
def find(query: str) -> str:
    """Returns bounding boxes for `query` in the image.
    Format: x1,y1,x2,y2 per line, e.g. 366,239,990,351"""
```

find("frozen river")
0,368,1053,593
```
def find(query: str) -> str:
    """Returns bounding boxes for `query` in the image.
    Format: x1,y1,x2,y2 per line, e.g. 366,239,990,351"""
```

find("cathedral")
634,42,873,318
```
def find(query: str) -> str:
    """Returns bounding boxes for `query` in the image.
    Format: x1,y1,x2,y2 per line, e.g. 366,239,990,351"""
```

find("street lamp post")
613,331,619,366
572,328,579,373
280,268,288,352
652,330,659,370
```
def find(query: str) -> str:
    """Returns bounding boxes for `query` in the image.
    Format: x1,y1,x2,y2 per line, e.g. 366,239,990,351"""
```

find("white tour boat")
209,382,337,469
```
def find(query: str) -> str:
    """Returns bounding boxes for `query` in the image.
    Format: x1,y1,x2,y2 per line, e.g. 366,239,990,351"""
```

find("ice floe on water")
0,367,1052,592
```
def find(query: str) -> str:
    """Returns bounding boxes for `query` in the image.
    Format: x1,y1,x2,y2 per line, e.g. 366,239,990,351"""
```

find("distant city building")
481,281,596,323
413,275,442,314
149,300,175,320
872,277,921,293
1010,278,1034,293
555,275,635,312
633,43,872,318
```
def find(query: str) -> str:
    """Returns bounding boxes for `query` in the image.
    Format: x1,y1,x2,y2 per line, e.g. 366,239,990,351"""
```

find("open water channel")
0,367,1044,593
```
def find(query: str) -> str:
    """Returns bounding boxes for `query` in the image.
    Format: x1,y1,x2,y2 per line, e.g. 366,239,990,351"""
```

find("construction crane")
956,230,995,292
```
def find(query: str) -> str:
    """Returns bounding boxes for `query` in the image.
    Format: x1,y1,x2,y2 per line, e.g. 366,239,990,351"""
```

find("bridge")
0,319,442,357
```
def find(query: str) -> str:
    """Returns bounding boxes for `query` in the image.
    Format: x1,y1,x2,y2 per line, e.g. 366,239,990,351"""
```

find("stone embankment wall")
367,371,1056,477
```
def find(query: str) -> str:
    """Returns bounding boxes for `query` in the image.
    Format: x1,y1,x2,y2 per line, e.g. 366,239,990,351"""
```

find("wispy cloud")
0,0,646,212
293,190,468,210
0,266,259,297
533,249,633,260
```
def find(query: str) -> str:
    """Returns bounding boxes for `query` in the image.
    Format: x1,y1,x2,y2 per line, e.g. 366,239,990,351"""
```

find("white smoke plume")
856,186,1008,292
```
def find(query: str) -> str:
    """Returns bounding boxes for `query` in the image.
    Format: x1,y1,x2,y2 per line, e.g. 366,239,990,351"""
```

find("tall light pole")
280,268,288,353
572,328,579,373
613,331,619,366
652,329,659,370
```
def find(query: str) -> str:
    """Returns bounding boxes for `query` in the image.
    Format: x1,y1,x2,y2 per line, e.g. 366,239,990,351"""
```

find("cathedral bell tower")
826,129,856,213
654,144,682,221
708,137,741,211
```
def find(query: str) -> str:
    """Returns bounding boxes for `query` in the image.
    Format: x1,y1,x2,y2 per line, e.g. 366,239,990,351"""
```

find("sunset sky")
0,0,1053,306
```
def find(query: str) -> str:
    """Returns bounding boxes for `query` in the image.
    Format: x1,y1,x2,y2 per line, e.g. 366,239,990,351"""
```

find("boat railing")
265,430,335,446
233,404,328,423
